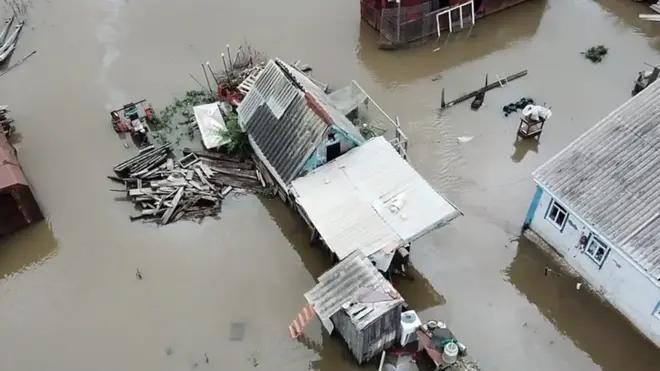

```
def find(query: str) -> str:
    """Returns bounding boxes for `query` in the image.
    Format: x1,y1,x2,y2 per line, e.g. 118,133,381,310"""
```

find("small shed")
236,58,366,199
304,250,405,364
290,136,461,272
0,134,43,238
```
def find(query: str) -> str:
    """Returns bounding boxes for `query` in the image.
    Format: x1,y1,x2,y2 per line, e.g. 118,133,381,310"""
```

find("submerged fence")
380,2,436,46
376,0,474,47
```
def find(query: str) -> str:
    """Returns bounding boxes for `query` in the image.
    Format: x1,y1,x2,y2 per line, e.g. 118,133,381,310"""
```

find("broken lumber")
109,146,263,225
440,70,528,110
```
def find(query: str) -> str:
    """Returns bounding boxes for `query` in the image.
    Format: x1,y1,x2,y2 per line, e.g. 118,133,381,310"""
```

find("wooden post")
377,351,386,371
201,64,213,94
441,88,446,108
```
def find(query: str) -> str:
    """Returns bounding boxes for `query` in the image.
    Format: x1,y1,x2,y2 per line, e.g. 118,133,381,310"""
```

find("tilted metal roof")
533,79,660,281
237,59,364,188
304,250,404,333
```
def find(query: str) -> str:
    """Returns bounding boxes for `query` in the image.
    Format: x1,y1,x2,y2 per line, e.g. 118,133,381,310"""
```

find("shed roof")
304,250,405,332
533,79,660,281
236,59,364,188
290,136,461,263
0,134,26,191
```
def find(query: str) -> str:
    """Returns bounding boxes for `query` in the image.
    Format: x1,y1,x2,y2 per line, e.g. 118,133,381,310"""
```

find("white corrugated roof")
193,103,229,150
534,78,660,281
290,136,461,261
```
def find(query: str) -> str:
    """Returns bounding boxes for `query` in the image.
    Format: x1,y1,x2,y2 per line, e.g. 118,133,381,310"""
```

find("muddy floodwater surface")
1,0,660,370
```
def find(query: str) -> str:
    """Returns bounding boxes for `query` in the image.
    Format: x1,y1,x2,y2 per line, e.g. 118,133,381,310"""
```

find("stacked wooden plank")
109,143,264,225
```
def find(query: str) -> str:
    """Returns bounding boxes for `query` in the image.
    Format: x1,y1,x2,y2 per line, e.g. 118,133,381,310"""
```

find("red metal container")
0,134,43,239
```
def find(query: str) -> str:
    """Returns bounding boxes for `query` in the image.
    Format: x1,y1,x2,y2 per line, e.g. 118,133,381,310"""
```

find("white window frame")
585,235,610,266
546,199,569,230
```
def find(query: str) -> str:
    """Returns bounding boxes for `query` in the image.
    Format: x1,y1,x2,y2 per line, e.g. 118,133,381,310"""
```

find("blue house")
523,79,660,348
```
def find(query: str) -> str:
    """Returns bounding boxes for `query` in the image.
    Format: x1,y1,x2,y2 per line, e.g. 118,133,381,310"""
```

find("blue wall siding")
524,185,543,228
302,126,360,173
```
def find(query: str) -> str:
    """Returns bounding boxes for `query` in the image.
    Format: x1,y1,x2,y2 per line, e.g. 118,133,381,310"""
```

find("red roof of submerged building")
0,133,27,191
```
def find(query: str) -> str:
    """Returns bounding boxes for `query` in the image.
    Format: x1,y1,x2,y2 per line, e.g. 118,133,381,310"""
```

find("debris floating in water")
502,97,535,117
582,45,608,63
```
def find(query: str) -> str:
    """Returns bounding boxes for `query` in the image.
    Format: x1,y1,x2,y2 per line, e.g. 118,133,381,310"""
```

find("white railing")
351,81,409,160
436,0,475,37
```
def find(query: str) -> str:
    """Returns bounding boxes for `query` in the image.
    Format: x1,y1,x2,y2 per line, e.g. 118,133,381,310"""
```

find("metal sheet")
236,59,341,188
291,136,462,260
304,251,404,332
193,102,229,150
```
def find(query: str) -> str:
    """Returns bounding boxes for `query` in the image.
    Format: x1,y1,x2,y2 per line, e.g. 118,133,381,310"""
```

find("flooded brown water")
1,0,660,370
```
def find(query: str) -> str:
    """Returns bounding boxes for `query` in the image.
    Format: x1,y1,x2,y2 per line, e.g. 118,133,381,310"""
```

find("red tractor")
110,100,155,147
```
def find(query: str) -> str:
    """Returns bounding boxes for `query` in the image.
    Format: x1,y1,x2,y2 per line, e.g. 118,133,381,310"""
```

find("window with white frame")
546,200,568,230
585,236,609,266
654,302,660,320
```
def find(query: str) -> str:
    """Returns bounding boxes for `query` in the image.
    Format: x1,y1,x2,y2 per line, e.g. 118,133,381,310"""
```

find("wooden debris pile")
109,143,265,225
0,105,14,136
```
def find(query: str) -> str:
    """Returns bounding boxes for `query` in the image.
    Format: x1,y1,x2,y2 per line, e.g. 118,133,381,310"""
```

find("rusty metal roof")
533,79,660,281
237,59,364,188
304,250,404,333
0,134,26,191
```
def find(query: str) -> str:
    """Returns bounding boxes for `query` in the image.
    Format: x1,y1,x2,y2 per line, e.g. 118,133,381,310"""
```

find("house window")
654,304,660,320
585,236,609,266
546,200,568,230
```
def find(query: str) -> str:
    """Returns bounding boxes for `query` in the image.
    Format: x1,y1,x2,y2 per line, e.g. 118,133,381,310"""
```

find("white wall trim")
533,180,660,289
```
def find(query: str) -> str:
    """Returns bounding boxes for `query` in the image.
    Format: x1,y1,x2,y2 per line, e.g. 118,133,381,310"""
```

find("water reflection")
505,234,660,370
356,0,547,87
0,221,58,280
511,136,540,163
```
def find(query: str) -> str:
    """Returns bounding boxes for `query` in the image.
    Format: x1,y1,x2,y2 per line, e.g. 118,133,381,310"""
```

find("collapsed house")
0,134,43,238
237,58,368,200
236,58,461,273
297,250,406,364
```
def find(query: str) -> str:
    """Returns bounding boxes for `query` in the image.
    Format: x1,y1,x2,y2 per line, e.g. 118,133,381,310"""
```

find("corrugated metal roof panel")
281,61,365,143
305,250,404,332
291,136,462,260
237,60,330,187
533,79,660,281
